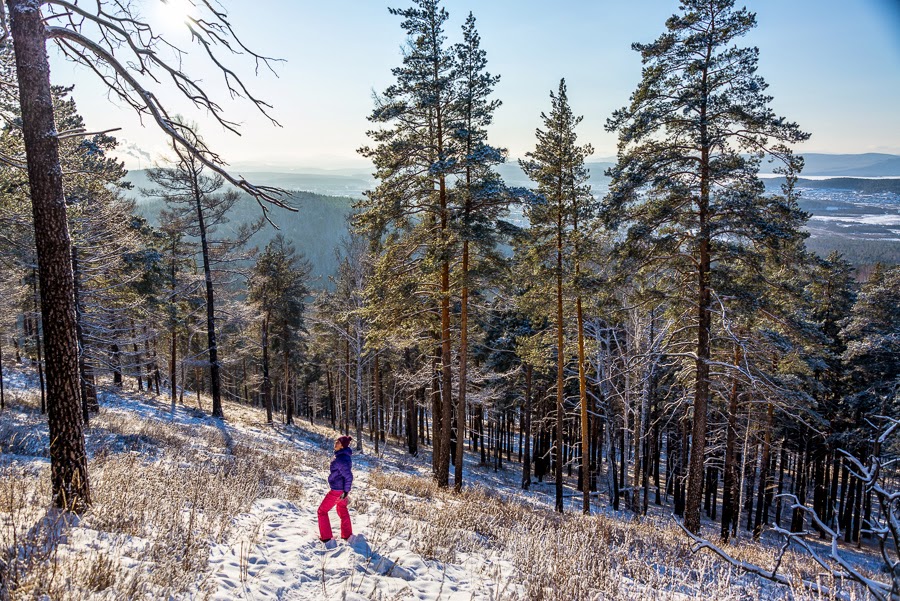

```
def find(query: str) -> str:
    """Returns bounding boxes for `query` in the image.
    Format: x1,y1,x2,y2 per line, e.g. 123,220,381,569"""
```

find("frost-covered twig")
675,517,854,600
681,417,900,601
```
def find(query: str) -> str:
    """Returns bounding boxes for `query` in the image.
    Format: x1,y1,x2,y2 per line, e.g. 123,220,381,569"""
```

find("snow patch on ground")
0,365,887,600
0,367,522,599
206,498,474,601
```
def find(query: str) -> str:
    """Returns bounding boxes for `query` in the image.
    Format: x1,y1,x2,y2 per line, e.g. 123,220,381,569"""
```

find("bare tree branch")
47,26,294,217
680,418,900,601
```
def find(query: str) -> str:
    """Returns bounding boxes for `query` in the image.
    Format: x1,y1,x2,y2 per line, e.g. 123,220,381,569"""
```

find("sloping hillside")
0,366,885,600
133,187,355,287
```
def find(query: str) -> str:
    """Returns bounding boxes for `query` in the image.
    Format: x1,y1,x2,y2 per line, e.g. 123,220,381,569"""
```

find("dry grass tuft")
0,389,309,600
367,469,876,600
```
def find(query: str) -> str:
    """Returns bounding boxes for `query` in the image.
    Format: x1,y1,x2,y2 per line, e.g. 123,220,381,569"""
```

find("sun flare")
159,0,192,25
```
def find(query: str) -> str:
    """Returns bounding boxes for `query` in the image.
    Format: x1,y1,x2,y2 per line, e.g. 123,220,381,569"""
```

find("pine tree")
56,91,153,421
842,265,900,421
146,132,261,419
358,0,461,486
700,172,816,540
0,84,142,423
317,234,373,449
3,0,285,511
250,234,312,425
605,0,809,533
521,79,593,513
156,215,194,412
7,0,90,509
451,11,506,492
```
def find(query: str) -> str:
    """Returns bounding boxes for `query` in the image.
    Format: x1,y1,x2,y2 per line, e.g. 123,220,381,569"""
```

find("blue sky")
49,0,900,169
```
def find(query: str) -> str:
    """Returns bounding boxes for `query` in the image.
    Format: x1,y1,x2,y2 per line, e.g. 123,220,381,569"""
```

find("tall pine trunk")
685,57,712,533
555,191,565,513
345,339,351,434
432,345,442,476
575,284,589,513
284,327,293,426
753,402,774,538
721,345,741,541
9,0,90,510
433,49,452,487
169,236,178,411
373,354,381,454
455,235,469,492
522,363,532,490
438,183,452,486
355,327,364,451
261,312,272,423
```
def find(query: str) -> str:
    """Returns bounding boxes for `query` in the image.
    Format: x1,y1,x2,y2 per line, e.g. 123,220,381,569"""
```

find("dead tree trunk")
193,179,223,419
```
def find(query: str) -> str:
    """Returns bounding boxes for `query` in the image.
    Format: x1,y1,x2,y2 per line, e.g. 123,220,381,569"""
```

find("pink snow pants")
317,490,352,540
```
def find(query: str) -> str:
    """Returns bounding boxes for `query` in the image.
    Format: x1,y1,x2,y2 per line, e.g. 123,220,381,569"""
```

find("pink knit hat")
337,436,352,449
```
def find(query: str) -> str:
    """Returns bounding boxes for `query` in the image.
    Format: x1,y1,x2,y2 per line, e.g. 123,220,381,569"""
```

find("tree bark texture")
455,238,469,492
721,347,741,541
555,203,565,513
437,172,452,488
522,364,532,490
262,312,272,423
9,0,90,510
684,59,712,533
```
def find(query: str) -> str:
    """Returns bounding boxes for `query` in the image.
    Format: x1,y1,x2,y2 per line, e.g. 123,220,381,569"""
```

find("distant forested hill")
758,153,900,176
134,190,354,288
127,169,899,280
804,235,900,266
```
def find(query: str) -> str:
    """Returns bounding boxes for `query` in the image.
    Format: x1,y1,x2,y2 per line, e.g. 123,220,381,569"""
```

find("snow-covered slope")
0,367,883,600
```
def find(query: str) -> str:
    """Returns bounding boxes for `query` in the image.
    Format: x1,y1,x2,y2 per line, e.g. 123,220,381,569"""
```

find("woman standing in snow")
318,435,353,544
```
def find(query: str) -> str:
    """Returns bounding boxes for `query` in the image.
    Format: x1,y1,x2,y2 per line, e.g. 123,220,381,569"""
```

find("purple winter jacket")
328,447,353,493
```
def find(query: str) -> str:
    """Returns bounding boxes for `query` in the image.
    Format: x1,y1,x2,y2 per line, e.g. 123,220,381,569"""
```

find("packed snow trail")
206,497,485,600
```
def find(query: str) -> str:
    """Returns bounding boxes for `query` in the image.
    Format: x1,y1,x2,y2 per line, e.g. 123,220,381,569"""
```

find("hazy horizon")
169,152,900,176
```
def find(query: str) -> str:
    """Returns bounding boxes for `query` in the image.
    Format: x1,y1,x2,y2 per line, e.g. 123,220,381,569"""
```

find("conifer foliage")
605,0,809,533
452,11,507,491
520,79,594,512
1,0,286,510
250,235,312,424
145,134,262,420
358,0,507,489
359,0,460,487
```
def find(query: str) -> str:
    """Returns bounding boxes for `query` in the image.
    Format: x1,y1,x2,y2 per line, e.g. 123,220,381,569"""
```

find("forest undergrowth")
368,469,884,600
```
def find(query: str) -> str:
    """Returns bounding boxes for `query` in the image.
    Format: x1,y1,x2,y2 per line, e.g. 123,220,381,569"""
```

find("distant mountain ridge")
758,153,900,177
126,170,355,288
125,169,372,200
